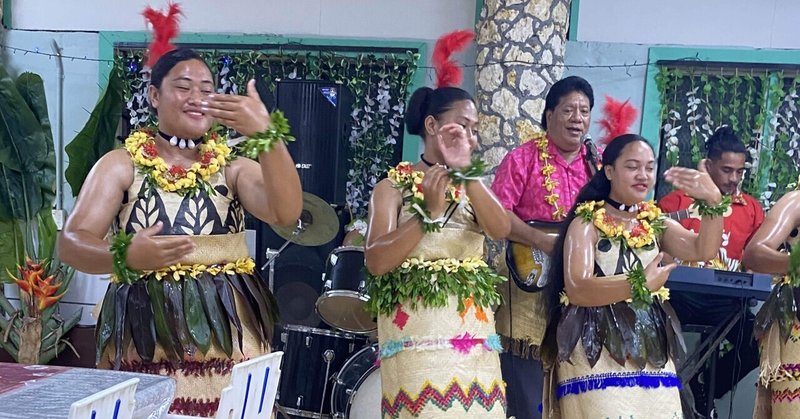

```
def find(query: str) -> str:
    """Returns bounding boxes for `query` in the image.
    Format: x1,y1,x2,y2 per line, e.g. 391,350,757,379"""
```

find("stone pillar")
475,0,571,173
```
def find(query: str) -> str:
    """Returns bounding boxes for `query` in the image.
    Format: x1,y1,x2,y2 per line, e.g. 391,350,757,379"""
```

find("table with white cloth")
0,362,176,418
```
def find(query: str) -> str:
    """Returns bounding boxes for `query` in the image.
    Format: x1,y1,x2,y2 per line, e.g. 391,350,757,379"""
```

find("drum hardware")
271,192,340,247
277,325,367,418
315,246,377,334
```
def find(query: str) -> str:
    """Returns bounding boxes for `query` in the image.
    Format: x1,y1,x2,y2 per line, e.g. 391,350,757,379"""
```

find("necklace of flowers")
532,131,566,220
576,200,666,309
386,159,484,233
125,129,232,197
576,200,665,249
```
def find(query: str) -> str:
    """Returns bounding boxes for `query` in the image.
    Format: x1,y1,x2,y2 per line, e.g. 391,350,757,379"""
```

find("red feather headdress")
143,3,183,68
432,30,474,88
597,95,638,145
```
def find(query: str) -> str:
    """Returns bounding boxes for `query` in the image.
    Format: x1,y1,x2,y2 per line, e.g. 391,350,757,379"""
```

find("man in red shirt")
659,125,764,412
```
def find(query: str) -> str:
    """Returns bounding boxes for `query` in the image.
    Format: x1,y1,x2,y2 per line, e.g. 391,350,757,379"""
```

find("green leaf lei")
691,195,732,217
626,262,653,310
110,231,142,285
365,257,506,316
237,110,295,159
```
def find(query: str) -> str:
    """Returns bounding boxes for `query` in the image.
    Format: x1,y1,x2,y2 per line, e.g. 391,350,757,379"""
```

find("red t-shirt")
658,190,765,270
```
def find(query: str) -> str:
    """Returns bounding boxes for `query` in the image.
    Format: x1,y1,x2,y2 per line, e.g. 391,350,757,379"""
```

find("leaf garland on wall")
655,66,800,208
113,47,419,219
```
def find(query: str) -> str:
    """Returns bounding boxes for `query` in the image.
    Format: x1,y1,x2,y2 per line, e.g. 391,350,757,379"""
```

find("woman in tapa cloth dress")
540,134,725,418
58,48,302,416
742,187,800,418
364,82,511,418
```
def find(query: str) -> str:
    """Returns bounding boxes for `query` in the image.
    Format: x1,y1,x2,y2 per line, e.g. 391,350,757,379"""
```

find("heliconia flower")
37,291,67,311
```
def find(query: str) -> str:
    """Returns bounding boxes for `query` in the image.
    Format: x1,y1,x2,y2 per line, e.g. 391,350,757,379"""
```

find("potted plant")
0,60,81,364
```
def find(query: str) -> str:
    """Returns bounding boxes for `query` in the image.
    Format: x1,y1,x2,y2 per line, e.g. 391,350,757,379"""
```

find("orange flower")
8,258,68,314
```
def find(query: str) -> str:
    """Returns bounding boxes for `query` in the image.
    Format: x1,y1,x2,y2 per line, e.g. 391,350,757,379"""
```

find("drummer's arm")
365,180,424,276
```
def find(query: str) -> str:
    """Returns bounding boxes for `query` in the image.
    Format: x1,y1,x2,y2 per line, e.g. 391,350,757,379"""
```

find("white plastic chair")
68,378,139,419
168,351,284,419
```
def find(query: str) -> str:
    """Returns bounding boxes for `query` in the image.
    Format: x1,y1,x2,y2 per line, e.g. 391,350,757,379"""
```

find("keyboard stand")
678,310,742,417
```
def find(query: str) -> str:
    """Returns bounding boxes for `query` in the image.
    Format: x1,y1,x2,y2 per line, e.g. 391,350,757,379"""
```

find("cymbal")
271,192,339,246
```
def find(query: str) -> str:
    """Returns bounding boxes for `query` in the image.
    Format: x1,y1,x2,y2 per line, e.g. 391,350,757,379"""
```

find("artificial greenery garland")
691,195,732,217
365,257,505,316
237,110,296,159
626,262,653,310
110,231,141,285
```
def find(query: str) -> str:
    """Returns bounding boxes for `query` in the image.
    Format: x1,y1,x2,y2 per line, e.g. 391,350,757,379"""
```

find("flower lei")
576,200,665,249
533,132,566,220
125,129,232,197
365,256,505,315
387,159,483,233
576,200,667,309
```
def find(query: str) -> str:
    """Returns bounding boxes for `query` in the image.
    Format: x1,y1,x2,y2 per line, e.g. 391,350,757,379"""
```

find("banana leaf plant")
0,61,81,364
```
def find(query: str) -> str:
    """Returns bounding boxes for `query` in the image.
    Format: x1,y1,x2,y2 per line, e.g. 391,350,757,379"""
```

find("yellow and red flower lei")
576,200,665,248
532,131,566,220
387,162,469,233
125,129,232,196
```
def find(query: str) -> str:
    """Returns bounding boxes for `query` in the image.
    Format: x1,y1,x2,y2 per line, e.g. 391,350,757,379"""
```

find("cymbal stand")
261,219,307,291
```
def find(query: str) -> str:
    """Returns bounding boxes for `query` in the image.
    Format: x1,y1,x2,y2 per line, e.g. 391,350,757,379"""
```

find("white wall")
577,0,800,49
11,0,477,40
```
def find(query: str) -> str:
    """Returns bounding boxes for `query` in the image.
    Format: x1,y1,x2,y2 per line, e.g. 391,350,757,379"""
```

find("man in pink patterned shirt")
491,76,596,419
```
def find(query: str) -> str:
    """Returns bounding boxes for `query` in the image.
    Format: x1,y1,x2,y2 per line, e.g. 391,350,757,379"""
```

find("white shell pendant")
169,136,179,147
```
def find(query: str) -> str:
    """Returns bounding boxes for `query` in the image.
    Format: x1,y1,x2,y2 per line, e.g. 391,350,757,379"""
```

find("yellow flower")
544,193,560,205
541,164,556,176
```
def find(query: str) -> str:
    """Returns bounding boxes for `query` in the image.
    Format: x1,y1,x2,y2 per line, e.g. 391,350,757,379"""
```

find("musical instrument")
272,192,339,246
276,325,368,418
316,246,377,334
330,344,381,419
509,209,694,292
666,266,772,300
506,221,561,292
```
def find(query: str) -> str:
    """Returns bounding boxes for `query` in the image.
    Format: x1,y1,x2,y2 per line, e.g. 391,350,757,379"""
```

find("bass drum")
330,344,381,419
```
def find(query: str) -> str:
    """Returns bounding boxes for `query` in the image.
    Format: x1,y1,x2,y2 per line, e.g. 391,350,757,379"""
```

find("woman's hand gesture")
643,252,677,291
436,123,476,170
421,164,451,220
664,159,722,204
202,79,270,137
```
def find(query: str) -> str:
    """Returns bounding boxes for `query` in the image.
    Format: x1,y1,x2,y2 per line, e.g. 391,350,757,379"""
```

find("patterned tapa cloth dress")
754,283,800,417
368,199,507,419
549,236,685,418
96,153,277,417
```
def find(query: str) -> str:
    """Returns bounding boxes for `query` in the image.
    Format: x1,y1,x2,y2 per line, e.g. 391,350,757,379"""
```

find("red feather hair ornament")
432,30,474,88
143,3,183,68
597,95,638,145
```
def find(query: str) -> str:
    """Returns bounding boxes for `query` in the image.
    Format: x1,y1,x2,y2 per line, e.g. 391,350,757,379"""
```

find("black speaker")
275,80,354,206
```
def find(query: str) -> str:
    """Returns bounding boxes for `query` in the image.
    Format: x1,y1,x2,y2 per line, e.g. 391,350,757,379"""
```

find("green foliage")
64,67,124,196
656,66,800,208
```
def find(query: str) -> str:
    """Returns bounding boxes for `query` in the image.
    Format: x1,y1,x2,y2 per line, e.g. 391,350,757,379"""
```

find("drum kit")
266,192,380,419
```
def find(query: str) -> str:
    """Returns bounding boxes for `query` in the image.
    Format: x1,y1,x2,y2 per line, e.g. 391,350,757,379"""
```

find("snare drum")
316,247,377,334
277,324,368,418
331,344,381,419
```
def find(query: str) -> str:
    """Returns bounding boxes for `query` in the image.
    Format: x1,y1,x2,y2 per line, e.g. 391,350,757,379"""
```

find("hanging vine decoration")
656,65,800,208
114,47,420,219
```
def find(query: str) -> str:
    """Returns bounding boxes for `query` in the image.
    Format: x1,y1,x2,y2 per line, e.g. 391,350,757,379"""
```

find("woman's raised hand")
663,159,722,204
202,79,270,137
436,123,475,170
